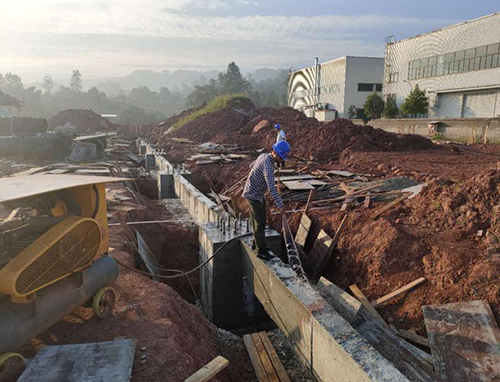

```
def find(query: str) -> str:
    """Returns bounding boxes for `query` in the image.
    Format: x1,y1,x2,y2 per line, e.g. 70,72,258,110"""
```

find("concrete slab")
18,339,135,382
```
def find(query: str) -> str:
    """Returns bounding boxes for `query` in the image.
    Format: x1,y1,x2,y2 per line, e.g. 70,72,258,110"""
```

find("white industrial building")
384,12,500,119
288,56,385,120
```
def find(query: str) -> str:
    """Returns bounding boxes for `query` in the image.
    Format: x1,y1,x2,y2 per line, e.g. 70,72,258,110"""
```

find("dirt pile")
48,109,119,132
169,98,255,142
246,110,436,163
403,169,500,236
157,104,436,164
25,249,227,382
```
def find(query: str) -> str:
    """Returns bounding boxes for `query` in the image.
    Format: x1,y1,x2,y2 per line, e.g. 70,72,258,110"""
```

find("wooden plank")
398,329,430,349
211,189,227,213
340,182,353,195
251,333,280,382
303,179,327,186
307,215,348,283
277,175,314,182
18,339,135,382
352,310,435,380
363,193,371,209
304,229,333,282
258,332,291,382
4,207,19,222
349,284,388,327
304,189,315,215
185,356,229,382
243,334,271,382
371,193,410,220
371,277,426,308
282,181,315,190
295,214,312,247
423,300,500,382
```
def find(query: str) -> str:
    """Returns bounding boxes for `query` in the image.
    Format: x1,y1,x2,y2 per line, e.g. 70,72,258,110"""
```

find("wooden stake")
371,193,411,220
304,189,315,215
185,356,229,382
370,277,426,308
349,284,388,327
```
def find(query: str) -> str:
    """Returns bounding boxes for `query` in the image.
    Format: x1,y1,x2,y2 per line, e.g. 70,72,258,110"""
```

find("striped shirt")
243,153,284,209
276,129,286,143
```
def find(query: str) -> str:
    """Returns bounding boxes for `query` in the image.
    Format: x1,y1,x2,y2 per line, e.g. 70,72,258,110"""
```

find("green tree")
218,62,252,95
363,92,385,119
185,79,220,107
0,72,24,98
400,85,428,117
347,105,357,119
70,70,82,91
382,94,399,118
42,74,54,95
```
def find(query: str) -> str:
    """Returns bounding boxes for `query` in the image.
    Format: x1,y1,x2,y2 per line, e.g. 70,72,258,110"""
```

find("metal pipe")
0,255,119,353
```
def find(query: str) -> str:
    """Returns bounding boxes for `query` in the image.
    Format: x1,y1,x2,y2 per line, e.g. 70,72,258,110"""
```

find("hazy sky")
0,0,499,82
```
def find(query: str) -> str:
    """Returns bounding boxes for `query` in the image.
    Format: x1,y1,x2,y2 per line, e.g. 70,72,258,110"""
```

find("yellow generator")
0,174,125,377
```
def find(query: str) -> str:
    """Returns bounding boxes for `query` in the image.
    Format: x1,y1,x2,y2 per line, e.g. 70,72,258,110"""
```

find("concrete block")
145,153,156,170
199,222,269,329
157,171,175,199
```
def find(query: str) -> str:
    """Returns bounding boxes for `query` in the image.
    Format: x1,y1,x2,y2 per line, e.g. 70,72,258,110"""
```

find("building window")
358,83,374,92
375,84,383,92
407,41,500,80
388,72,399,83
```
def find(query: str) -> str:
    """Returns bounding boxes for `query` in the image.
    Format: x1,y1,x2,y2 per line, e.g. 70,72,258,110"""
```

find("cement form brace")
136,139,418,381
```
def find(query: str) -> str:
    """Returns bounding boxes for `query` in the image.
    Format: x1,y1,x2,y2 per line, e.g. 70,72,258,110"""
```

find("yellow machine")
0,179,112,302
0,174,126,378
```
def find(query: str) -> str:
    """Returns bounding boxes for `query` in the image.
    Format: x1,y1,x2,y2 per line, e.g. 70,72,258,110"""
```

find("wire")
114,233,253,280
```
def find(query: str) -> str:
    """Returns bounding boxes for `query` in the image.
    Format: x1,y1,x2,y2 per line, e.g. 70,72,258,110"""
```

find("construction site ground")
4,103,500,381
143,103,500,337
1,137,313,382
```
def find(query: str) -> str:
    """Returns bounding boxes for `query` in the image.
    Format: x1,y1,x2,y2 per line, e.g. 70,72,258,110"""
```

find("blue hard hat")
275,124,281,130
273,141,291,160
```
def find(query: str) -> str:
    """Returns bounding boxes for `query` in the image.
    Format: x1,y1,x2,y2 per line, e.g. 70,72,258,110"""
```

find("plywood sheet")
18,339,135,382
295,214,312,247
0,174,129,203
423,300,500,382
283,181,315,190
276,175,314,182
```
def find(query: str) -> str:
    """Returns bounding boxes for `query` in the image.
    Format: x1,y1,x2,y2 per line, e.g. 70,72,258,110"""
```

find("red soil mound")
403,169,500,236
158,104,436,165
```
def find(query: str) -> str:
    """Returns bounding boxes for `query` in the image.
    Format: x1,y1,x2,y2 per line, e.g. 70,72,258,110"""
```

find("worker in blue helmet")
275,123,286,143
243,141,291,260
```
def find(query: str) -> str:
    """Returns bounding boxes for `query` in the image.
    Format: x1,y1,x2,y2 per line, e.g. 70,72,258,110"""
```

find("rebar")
281,214,306,278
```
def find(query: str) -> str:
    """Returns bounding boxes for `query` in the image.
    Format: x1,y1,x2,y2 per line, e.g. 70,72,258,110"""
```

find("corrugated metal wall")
384,12,500,118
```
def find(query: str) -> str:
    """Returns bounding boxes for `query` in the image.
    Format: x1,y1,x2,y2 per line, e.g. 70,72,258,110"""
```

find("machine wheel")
0,353,25,382
92,287,116,318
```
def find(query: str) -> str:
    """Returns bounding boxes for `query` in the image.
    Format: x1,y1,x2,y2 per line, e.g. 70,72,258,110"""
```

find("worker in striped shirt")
243,141,291,260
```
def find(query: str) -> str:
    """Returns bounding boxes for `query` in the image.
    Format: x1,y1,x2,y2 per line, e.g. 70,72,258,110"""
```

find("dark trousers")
246,198,267,254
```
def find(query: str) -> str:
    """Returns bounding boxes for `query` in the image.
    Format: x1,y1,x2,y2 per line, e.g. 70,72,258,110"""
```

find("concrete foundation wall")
240,239,411,382
352,117,500,141
138,138,428,381
138,139,219,223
